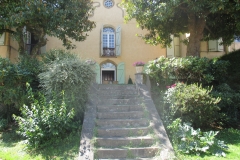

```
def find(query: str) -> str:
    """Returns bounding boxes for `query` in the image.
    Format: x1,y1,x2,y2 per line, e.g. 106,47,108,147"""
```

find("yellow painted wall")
47,0,165,83
0,46,10,58
177,34,231,59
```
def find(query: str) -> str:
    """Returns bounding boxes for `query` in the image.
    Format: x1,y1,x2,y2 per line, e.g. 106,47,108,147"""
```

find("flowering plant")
166,83,176,89
85,59,96,65
133,61,145,66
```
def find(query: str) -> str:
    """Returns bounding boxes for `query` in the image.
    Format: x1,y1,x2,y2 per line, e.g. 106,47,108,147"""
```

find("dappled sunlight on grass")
176,128,240,160
0,125,81,160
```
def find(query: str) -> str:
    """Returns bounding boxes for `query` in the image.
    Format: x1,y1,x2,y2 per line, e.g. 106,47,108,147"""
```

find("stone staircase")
79,84,174,160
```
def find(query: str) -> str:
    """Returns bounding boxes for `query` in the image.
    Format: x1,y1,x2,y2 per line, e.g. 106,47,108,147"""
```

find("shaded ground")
0,123,80,160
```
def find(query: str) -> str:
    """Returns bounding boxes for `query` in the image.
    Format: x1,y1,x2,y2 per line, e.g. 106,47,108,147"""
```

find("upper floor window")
0,33,5,45
208,39,224,52
104,0,114,8
101,26,121,57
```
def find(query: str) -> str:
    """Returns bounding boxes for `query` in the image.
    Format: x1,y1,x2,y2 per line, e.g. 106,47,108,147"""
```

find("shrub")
17,55,43,91
219,49,240,90
13,84,75,149
146,56,229,86
128,76,133,84
212,83,240,127
41,49,77,65
168,118,228,157
39,50,95,120
164,83,221,128
0,56,42,122
0,117,8,131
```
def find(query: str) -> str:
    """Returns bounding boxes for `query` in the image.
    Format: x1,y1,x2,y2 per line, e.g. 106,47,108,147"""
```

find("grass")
0,124,81,160
175,128,240,160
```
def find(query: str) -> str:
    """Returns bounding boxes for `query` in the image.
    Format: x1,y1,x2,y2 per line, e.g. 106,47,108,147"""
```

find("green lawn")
176,128,240,160
0,125,80,160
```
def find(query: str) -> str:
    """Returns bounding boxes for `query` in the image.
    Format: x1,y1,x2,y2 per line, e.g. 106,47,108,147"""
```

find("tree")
122,0,240,57
0,0,95,55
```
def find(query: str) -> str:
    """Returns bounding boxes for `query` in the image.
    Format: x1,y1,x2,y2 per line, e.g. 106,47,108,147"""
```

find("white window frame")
103,32,115,49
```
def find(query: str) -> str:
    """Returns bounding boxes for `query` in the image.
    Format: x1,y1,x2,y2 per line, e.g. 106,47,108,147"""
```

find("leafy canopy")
122,0,240,56
0,0,95,54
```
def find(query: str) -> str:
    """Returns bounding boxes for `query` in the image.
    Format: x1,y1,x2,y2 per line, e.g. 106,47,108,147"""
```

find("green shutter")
174,37,180,57
0,33,5,45
208,40,217,51
40,35,47,54
115,26,121,56
117,62,125,84
209,39,224,51
167,35,174,57
95,63,100,84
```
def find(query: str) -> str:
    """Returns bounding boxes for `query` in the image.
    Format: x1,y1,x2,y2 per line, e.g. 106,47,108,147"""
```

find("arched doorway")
101,62,116,84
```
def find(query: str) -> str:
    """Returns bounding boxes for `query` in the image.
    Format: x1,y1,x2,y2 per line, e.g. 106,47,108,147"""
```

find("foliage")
168,118,228,157
0,0,95,54
0,118,8,131
13,84,75,149
0,56,42,122
17,55,43,90
122,0,240,56
85,59,96,65
164,83,220,128
211,83,240,128
219,49,240,90
146,56,229,86
41,49,78,65
39,50,95,120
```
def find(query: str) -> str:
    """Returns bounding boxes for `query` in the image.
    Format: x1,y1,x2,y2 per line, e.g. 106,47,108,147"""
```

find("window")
0,33,5,45
23,27,43,55
101,26,121,57
167,35,180,57
208,39,224,52
103,27,115,48
104,0,114,8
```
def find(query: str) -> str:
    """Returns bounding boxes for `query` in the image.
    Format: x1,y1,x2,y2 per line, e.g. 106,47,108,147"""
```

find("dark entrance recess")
102,71,114,82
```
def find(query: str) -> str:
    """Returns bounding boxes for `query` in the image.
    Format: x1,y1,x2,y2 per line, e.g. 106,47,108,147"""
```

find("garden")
1,49,240,159
146,49,240,159
0,49,95,159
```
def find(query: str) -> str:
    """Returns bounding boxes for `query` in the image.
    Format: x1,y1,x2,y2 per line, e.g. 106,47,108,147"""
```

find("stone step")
98,84,136,90
96,119,149,128
98,98,140,105
97,111,145,119
98,95,139,99
97,127,150,137
97,105,143,112
96,136,155,148
95,147,159,159
98,90,138,96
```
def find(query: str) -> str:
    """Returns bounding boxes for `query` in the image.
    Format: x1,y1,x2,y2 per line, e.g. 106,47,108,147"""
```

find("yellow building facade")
47,0,166,84
1,0,240,84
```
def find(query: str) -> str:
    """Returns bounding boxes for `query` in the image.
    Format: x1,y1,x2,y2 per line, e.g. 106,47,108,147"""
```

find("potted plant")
133,61,145,73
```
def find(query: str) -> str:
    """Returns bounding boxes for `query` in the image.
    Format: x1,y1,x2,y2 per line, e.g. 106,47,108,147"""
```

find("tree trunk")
16,27,25,55
187,14,206,57
30,28,47,55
